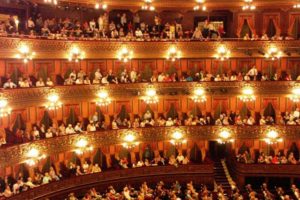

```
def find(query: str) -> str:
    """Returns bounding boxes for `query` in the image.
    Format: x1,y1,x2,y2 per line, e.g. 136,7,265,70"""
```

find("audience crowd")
0,12,295,41
237,150,299,165
2,65,296,90
0,151,192,198
2,106,280,147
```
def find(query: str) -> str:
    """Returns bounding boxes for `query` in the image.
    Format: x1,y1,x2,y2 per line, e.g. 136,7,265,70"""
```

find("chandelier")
44,0,58,5
117,47,133,63
16,45,36,63
242,0,256,10
143,85,159,104
264,130,283,144
121,131,140,149
166,46,181,62
217,129,234,144
193,0,206,11
264,46,282,60
25,148,46,166
294,1,300,8
214,45,230,61
290,85,300,102
170,129,187,146
141,0,155,11
45,89,62,110
191,85,206,103
68,47,85,62
74,138,94,155
0,94,11,117
96,88,111,106
239,85,255,102
95,0,107,9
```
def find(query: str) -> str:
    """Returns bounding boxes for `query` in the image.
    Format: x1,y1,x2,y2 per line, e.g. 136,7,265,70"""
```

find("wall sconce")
170,129,187,146
239,85,255,102
193,0,206,11
16,45,36,63
217,129,234,144
214,45,230,61
44,0,58,5
166,46,181,62
121,130,140,149
96,88,111,106
95,0,107,9
143,85,159,104
117,47,133,63
264,46,282,60
289,84,300,102
264,130,283,144
141,0,155,11
191,85,206,103
68,47,85,62
0,94,11,118
25,148,46,166
242,0,256,10
45,89,62,110
74,138,93,155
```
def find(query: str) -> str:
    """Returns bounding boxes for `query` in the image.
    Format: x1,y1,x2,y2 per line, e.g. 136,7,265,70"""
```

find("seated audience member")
65,124,75,134
36,78,45,87
3,79,17,89
46,77,54,86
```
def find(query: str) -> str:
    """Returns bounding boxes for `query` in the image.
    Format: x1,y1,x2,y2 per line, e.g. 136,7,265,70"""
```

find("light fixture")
121,130,140,149
96,88,111,106
45,89,62,110
170,129,187,146
0,94,11,118
217,129,234,144
74,138,93,155
95,0,107,9
214,45,230,61
141,0,155,11
242,0,256,10
143,85,159,104
117,47,133,63
166,46,181,62
68,47,85,62
44,0,58,5
290,84,300,102
264,130,283,144
16,45,36,63
191,85,206,103
264,46,282,60
193,0,206,11
239,85,255,102
25,148,46,166
294,0,300,8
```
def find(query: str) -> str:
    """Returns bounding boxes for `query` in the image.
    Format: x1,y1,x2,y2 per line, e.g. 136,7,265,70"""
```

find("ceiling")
27,0,296,10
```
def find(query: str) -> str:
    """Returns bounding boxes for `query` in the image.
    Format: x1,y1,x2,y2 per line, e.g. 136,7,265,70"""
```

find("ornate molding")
0,125,299,168
1,37,300,59
1,81,295,108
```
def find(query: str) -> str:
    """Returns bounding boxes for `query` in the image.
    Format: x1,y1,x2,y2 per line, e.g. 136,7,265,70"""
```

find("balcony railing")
1,81,295,107
1,125,300,168
0,36,299,59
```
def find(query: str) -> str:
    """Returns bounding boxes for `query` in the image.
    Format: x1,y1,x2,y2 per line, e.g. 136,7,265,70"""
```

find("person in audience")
46,77,54,86
3,79,17,89
65,124,75,134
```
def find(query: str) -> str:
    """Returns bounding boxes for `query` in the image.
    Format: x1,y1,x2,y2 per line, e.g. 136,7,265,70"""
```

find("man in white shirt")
65,124,75,134
293,108,300,119
165,118,174,126
247,65,258,81
36,78,45,87
130,68,137,83
3,79,16,89
135,28,143,38
95,69,102,80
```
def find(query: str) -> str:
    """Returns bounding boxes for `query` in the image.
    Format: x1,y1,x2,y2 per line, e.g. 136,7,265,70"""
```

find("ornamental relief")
0,126,299,168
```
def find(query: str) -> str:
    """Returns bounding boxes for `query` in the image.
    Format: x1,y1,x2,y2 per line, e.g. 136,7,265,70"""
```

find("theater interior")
2,0,300,199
